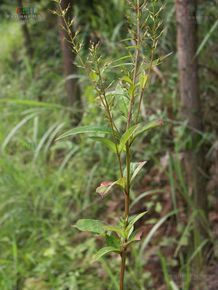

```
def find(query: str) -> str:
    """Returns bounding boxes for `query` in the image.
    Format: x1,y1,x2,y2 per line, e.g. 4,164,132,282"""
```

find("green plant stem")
136,46,154,123
117,150,124,178
125,144,131,220
119,143,131,290
95,63,119,134
119,251,126,290
136,0,157,123
94,62,125,180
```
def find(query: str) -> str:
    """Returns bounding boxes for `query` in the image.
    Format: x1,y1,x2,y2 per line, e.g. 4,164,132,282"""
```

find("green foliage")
94,247,120,262
55,1,166,289
0,0,216,289
74,219,105,234
56,125,113,140
90,136,117,153
0,21,22,69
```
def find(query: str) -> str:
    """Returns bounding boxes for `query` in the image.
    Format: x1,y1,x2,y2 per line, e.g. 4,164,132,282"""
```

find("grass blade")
140,210,178,254
2,113,37,151
196,19,218,56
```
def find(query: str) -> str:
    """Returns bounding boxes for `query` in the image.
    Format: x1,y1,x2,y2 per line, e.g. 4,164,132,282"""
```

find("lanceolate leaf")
89,71,99,82
96,178,126,198
124,162,147,183
116,177,126,189
93,247,120,262
125,230,143,246
119,124,139,152
127,211,147,232
131,161,147,182
105,234,120,248
56,126,112,141
2,113,37,151
74,219,105,234
121,75,133,84
90,137,117,153
196,19,218,56
104,225,125,238
0,98,65,110
149,52,173,68
139,74,148,89
133,119,163,141
96,181,116,197
128,83,136,97
140,210,178,254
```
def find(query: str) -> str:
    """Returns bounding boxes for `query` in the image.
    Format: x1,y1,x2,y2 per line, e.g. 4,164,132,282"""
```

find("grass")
0,18,100,290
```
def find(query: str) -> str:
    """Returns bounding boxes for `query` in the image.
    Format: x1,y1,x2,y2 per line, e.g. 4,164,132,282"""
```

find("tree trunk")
17,0,33,58
58,0,82,123
175,1,208,236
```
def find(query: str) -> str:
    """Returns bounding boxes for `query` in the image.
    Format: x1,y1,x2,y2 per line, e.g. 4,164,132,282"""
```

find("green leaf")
104,225,125,238
127,211,147,232
118,124,139,152
133,119,163,140
121,75,133,84
56,126,112,141
116,177,126,189
149,52,173,68
140,210,178,254
118,95,129,116
111,55,131,64
169,281,180,290
105,234,120,248
96,181,116,197
124,161,146,183
126,225,134,239
128,83,136,97
0,98,65,110
89,71,99,82
74,219,105,234
96,178,126,198
155,202,162,213
2,113,37,151
131,161,147,182
93,247,120,262
196,19,218,56
139,74,148,89
130,189,163,209
125,230,143,246
90,137,117,153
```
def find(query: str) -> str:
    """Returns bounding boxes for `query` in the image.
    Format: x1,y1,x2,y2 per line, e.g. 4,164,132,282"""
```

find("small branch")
136,1,159,123
126,0,141,130
136,45,154,123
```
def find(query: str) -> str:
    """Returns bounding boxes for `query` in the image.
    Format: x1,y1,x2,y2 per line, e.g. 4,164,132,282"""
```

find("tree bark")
17,0,33,58
58,0,82,122
175,1,208,234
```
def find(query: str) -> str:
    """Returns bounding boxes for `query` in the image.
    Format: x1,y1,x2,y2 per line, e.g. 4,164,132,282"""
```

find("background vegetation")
0,0,217,289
